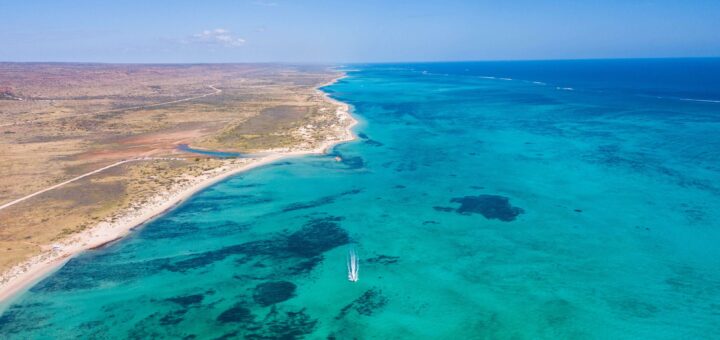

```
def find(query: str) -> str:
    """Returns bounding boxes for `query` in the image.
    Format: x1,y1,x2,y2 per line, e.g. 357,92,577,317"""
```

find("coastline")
0,74,357,305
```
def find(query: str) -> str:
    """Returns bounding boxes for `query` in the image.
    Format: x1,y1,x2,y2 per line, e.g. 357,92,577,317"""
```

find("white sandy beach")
0,78,357,304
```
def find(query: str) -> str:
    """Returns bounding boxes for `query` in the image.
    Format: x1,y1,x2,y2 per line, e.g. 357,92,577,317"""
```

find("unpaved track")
0,85,221,127
0,157,184,211
0,85,223,208
88,85,222,117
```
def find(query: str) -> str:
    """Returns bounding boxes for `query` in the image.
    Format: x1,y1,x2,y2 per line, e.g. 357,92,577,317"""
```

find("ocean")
1,59,719,338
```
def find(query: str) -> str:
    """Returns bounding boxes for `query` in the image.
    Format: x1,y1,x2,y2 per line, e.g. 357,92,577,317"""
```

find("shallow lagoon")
176,144,248,158
2,60,719,338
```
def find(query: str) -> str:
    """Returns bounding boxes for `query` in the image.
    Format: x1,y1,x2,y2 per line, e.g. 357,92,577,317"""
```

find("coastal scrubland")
0,63,347,274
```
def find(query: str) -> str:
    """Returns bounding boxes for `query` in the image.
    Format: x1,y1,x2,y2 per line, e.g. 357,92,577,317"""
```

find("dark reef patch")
615,298,659,318
140,221,201,239
281,189,362,213
217,304,255,324
31,256,170,292
213,306,318,339
179,200,224,213
336,288,388,319
184,194,273,210
329,151,365,169
364,139,384,147
227,182,262,189
194,194,254,202
165,294,204,307
0,304,51,334
164,215,348,273
252,281,297,306
282,196,335,213
213,331,240,340
229,196,274,206
584,144,720,195
211,221,252,233
140,220,250,240
358,132,383,146
287,256,324,275
11,213,345,336
159,310,187,326
366,255,400,265
247,307,317,339
394,160,418,172
286,216,350,257
438,194,524,222
128,313,172,339
340,155,365,169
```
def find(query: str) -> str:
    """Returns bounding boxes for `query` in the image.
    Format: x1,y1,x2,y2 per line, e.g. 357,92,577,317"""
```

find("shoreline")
0,74,358,305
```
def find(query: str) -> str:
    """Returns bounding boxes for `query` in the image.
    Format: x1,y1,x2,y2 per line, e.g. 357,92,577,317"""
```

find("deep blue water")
1,59,719,339
390,58,720,102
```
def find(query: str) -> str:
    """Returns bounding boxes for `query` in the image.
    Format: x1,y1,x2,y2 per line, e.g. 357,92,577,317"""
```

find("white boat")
347,249,359,282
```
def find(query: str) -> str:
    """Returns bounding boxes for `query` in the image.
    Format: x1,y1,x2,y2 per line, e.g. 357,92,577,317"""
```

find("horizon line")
1,56,719,66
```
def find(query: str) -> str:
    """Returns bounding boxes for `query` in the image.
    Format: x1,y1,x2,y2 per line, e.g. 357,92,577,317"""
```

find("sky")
1,0,719,63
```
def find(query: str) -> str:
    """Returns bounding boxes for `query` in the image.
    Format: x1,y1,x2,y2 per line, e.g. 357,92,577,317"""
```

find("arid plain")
0,63,354,289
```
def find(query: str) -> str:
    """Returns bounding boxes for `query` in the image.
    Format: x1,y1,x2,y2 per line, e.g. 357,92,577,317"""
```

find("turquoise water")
2,59,720,339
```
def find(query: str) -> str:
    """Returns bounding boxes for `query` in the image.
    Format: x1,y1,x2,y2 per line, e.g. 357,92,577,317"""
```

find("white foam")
347,249,359,282
678,97,720,103
653,95,720,104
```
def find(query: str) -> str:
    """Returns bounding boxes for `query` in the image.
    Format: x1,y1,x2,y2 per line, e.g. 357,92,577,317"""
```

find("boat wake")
347,249,359,282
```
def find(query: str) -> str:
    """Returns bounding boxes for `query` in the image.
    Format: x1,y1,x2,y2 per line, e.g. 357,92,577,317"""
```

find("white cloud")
252,1,278,7
186,28,245,47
